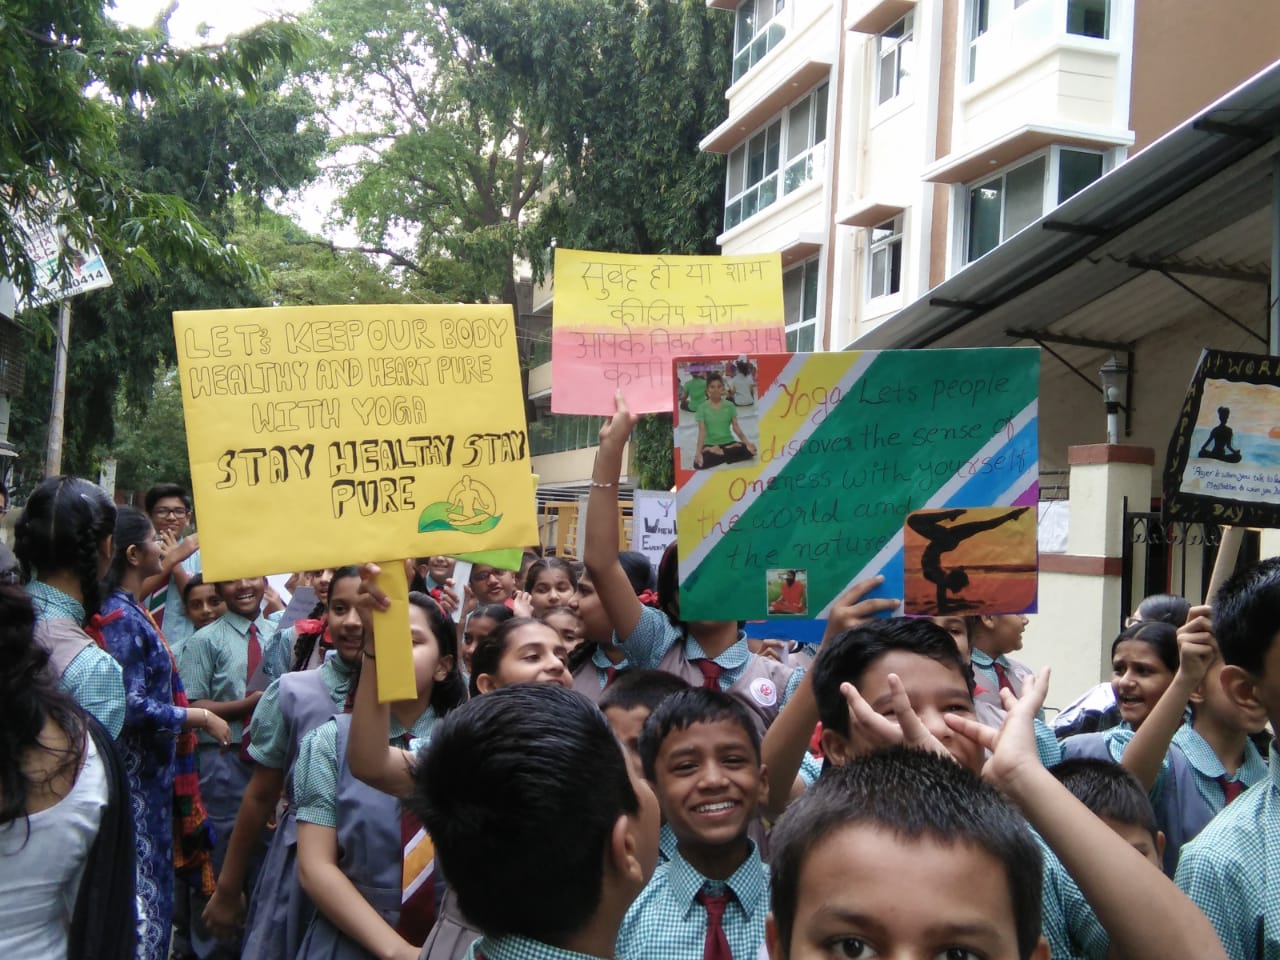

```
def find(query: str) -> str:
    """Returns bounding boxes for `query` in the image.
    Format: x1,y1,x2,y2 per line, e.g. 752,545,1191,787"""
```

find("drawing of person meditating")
1198,406,1243,463
693,373,757,469
908,507,1029,613
447,475,496,526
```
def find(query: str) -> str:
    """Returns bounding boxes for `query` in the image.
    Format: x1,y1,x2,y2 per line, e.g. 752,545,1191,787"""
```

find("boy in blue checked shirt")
1176,557,1280,959
789,616,1226,960
617,688,770,960
411,683,660,960
765,747,1048,960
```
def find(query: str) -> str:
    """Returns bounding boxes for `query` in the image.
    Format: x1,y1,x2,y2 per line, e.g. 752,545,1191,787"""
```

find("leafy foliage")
446,0,732,268
305,0,547,305
6,57,327,490
0,1,312,301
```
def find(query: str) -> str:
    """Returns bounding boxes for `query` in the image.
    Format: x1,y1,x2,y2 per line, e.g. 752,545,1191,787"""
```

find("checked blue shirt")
616,841,769,960
1176,741,1280,959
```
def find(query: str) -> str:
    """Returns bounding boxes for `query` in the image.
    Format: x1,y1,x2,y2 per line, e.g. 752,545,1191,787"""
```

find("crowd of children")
5,397,1280,960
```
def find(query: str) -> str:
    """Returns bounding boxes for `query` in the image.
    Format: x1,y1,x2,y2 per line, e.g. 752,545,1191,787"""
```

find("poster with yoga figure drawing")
673,348,1040,622
1164,349,1280,527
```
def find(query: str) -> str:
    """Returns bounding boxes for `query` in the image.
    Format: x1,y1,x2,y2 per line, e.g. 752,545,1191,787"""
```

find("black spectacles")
153,507,189,519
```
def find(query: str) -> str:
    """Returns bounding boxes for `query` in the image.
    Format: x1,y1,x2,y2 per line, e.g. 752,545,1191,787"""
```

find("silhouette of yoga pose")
908,507,1029,612
1198,406,1243,463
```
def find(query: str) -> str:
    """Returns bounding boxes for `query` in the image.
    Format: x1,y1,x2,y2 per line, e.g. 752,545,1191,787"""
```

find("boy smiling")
618,688,770,960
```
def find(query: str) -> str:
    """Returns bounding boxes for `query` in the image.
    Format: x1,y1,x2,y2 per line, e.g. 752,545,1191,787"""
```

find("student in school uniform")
177,575,276,960
934,614,1062,768
966,613,1039,714
293,591,467,960
585,394,800,737
570,565,650,702
616,689,771,960
409,683,661,960
1176,558,1280,958
1107,610,1268,876
766,608,1226,960
1050,759,1167,870
15,476,127,738
202,566,365,960
141,483,202,656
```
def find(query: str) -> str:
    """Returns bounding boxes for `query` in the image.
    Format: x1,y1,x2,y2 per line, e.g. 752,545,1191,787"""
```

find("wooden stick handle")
1205,526,1244,605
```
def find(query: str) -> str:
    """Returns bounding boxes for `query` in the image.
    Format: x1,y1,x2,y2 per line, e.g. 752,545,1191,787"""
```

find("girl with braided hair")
14,476,127,738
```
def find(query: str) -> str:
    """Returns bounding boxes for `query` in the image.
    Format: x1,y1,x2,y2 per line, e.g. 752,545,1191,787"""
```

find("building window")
733,0,787,84
725,84,828,231
1066,0,1108,37
969,0,1110,83
868,218,902,299
965,148,1106,262
725,122,781,231
783,258,819,351
876,14,913,105
783,84,828,193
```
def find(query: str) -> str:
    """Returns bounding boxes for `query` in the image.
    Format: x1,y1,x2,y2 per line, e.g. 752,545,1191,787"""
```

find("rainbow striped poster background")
675,349,1039,621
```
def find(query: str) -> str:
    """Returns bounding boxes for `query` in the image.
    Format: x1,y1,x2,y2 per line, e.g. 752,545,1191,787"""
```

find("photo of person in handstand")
1197,405,1243,463
907,506,1029,613
693,373,757,469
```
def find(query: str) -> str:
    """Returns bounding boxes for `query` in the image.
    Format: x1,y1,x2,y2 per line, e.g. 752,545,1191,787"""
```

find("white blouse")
0,733,108,960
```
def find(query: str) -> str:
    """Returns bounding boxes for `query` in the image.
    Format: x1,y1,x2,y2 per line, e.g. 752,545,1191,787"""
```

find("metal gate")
1120,497,1258,627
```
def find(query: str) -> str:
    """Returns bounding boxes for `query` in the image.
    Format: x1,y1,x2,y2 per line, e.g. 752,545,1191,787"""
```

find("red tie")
395,732,437,945
992,661,1015,695
695,888,733,960
240,623,262,760
695,658,723,691
397,809,437,945
604,666,618,688
1219,776,1246,805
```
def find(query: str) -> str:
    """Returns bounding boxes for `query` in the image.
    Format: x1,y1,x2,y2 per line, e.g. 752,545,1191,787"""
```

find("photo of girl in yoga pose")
903,505,1037,615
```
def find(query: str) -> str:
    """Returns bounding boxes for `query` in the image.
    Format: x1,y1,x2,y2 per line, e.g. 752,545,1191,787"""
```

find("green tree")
0,2,310,301
447,0,732,484
446,0,732,263
110,370,191,493
7,72,328,488
305,0,547,307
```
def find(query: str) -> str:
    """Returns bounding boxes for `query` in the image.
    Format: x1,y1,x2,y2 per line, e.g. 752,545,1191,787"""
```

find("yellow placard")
370,562,416,703
551,249,785,415
173,304,537,580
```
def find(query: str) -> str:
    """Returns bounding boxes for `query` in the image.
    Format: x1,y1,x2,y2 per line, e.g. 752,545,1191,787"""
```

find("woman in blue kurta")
92,508,231,960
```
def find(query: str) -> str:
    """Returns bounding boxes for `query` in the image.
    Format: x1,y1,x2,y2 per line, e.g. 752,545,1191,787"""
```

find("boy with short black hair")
1051,758,1165,868
599,668,691,767
1175,557,1280,958
618,688,770,960
410,683,658,960
774,613,1226,960
143,481,203,652
767,746,1047,960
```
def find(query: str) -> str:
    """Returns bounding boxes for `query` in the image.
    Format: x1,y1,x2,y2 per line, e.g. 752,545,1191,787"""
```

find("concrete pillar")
1022,444,1154,711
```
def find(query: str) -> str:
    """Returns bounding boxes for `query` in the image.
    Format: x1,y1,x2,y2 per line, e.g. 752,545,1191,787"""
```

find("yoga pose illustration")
1198,406,1243,463
908,507,1029,612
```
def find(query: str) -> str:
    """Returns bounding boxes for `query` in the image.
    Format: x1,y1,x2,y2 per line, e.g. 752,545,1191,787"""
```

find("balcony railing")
529,414,598,457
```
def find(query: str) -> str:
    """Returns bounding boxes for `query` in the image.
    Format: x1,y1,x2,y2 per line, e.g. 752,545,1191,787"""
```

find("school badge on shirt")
750,677,777,707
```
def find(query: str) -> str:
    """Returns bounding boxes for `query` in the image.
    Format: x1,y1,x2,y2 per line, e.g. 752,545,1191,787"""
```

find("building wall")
1130,1,1280,152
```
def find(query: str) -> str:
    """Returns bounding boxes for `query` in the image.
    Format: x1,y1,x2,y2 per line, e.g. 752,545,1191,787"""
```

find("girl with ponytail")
14,476,127,738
